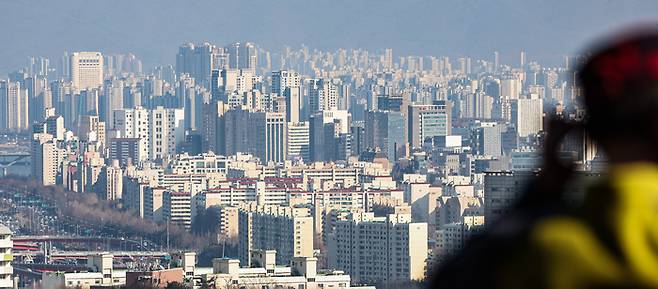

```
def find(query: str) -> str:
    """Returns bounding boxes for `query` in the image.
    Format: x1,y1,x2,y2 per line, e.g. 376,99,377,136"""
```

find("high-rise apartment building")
238,206,314,266
308,78,338,113
0,80,29,132
112,106,184,161
163,191,192,229
149,107,185,161
32,133,64,186
272,70,301,123
327,212,428,284
483,171,534,222
225,42,257,71
512,96,543,138
0,225,12,289
70,52,104,92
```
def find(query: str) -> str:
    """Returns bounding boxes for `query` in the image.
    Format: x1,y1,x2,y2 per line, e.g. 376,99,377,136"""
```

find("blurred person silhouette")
429,27,658,289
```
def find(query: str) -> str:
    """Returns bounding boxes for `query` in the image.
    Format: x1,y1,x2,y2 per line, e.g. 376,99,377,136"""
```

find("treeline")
0,177,212,250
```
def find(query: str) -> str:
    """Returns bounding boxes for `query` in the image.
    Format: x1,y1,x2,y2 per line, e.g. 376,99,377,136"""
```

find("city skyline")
1,0,658,74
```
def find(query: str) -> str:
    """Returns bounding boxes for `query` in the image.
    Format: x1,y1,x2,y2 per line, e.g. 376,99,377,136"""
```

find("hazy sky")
1,0,658,73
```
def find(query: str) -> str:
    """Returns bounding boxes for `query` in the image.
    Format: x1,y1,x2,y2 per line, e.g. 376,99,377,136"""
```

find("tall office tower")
149,106,185,161
512,96,543,138
287,122,310,162
272,70,301,123
113,107,150,160
102,78,124,124
473,122,503,157
364,110,405,161
0,80,29,132
0,225,12,289
183,84,209,132
238,207,314,266
201,100,228,155
484,172,534,222
78,115,106,148
520,50,526,68
226,42,258,71
70,52,104,92
32,133,63,186
407,102,452,148
384,48,393,70
222,110,287,164
326,212,428,284
254,112,287,164
176,42,215,88
309,110,351,162
308,78,338,113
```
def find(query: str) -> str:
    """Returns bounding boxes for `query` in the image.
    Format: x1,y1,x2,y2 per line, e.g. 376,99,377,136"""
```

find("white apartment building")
0,225,12,289
112,106,184,161
327,212,428,284
238,206,314,266
32,133,65,186
435,215,485,264
163,191,192,229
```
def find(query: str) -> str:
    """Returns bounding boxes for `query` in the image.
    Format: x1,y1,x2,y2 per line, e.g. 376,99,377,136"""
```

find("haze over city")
2,1,658,289
1,0,658,73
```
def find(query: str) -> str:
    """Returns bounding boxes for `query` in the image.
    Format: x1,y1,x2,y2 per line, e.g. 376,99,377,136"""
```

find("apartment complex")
327,212,428,283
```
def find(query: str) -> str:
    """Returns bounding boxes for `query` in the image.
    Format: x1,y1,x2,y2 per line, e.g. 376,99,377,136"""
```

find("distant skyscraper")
70,52,104,92
272,70,301,123
408,102,452,148
512,96,543,138
226,42,258,72
31,133,63,186
493,51,500,72
309,110,351,162
364,110,405,160
308,78,338,113
222,109,287,164
0,80,29,132
176,42,216,88
474,122,502,157
287,121,310,162
384,48,393,70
